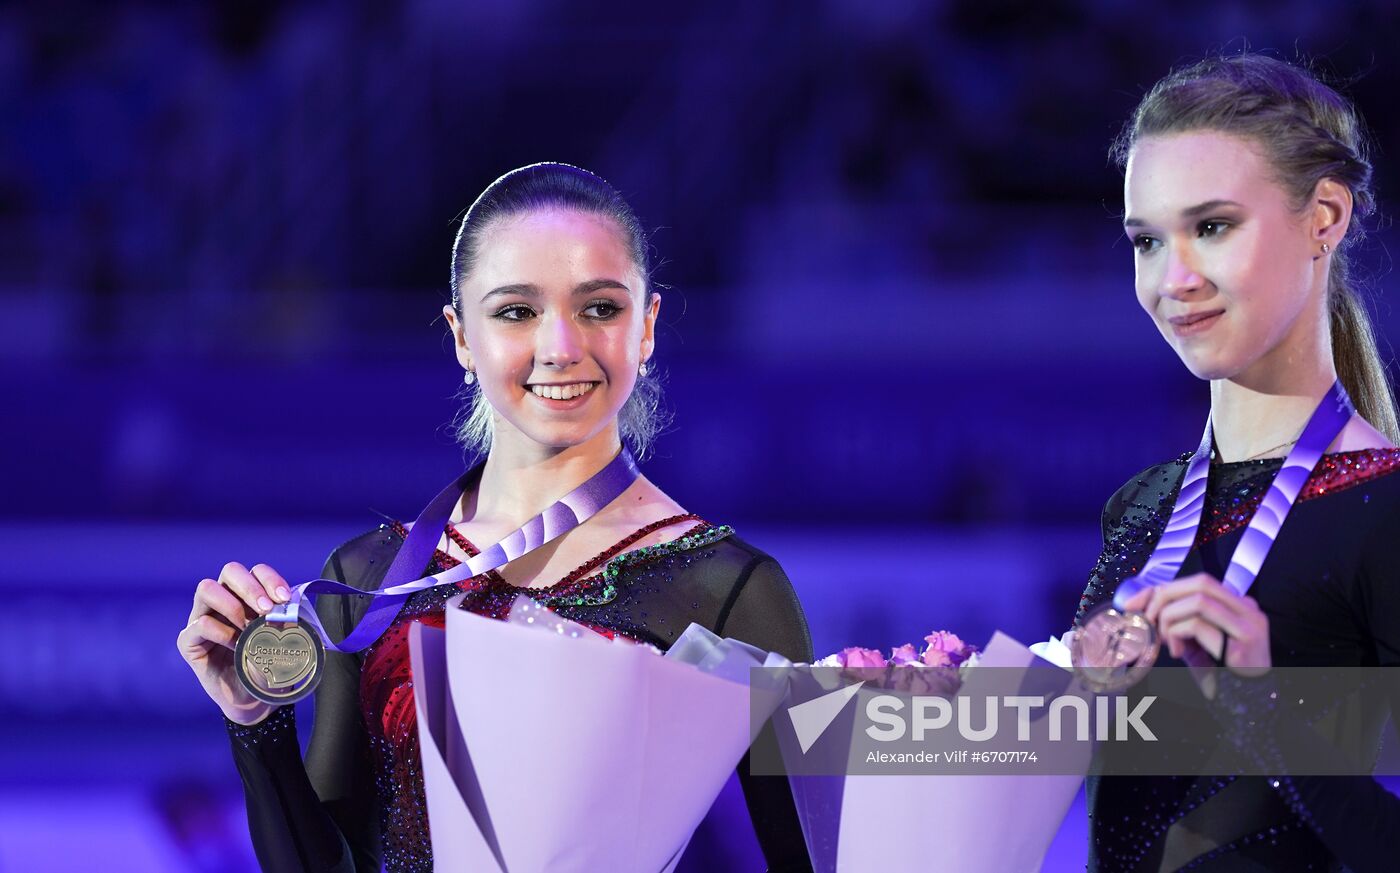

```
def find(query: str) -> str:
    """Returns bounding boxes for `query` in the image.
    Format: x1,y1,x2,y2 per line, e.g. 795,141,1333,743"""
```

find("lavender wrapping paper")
408,594,792,872
784,633,1089,873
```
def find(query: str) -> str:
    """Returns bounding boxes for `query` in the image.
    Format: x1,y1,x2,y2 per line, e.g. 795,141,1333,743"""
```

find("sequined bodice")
1078,448,1400,872
1078,448,1400,626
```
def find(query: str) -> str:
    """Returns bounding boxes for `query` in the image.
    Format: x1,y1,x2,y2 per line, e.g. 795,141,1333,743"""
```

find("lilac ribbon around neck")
265,449,642,653
1113,381,1355,610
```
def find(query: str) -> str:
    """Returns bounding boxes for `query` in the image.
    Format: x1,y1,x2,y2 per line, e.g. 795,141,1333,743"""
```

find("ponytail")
1330,267,1399,441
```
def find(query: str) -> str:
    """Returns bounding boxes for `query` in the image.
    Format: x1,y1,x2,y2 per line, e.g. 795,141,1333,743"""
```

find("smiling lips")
528,381,598,400
1168,310,1224,338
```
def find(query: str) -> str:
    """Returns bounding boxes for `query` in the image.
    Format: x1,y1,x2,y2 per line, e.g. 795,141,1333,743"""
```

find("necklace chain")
1242,437,1300,461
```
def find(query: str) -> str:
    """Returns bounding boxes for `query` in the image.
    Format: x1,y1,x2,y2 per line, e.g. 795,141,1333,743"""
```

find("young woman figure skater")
178,163,813,872
1076,55,1400,872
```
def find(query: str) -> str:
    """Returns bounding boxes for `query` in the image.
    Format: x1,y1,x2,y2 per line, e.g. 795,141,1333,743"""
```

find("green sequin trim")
536,524,735,608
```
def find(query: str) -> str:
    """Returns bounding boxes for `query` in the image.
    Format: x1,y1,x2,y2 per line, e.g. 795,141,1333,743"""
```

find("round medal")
1070,606,1159,693
235,616,325,705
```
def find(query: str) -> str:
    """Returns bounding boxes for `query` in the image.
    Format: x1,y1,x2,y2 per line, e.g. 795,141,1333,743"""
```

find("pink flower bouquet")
814,630,980,694
780,630,1090,872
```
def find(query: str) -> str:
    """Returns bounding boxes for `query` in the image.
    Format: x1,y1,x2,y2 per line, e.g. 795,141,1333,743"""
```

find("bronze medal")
1070,606,1159,693
235,616,325,705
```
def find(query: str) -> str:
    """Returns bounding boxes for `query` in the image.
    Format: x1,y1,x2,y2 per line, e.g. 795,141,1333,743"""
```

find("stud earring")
1321,242,1331,254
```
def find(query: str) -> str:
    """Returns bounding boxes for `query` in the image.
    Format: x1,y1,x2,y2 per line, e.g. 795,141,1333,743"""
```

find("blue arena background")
5,3,1400,870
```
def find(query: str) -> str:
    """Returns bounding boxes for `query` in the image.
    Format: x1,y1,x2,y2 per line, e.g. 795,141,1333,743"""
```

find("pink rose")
921,647,954,668
924,630,979,666
840,647,888,669
890,643,920,665
924,630,967,654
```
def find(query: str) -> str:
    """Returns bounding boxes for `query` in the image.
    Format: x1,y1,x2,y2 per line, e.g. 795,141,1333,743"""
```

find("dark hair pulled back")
448,163,665,458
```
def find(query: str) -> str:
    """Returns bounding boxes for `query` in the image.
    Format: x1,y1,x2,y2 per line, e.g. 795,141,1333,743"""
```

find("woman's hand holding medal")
1121,571,1272,678
1073,381,1352,693
177,451,643,717
177,561,293,725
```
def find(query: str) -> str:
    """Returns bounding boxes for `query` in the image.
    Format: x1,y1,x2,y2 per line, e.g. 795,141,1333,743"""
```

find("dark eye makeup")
488,300,627,322
491,304,536,321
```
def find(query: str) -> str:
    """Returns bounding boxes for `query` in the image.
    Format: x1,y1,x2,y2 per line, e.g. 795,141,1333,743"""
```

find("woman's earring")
638,361,649,377
1321,242,1332,254
463,369,476,386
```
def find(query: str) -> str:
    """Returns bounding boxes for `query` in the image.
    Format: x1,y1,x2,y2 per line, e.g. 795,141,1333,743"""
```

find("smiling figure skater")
1075,55,1400,872
178,163,813,872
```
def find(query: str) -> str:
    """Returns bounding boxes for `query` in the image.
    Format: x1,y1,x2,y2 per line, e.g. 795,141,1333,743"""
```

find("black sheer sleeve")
716,550,813,664
714,547,815,873
225,537,383,873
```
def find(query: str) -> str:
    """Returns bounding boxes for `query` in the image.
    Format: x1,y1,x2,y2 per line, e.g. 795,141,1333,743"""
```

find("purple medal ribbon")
266,448,642,653
1113,380,1355,609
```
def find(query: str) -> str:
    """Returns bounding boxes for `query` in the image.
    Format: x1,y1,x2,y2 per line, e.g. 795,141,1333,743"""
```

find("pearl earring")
639,361,649,377
1321,243,1331,254
463,369,476,386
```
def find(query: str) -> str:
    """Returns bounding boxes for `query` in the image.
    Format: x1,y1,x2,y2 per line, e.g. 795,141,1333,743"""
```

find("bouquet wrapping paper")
408,594,792,872
783,632,1090,873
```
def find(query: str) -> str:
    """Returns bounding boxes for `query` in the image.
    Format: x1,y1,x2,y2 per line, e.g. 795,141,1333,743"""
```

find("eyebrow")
1123,199,1245,228
480,278,632,302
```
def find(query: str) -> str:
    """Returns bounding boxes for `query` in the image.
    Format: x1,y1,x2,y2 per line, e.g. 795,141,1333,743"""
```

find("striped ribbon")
265,448,641,652
1113,381,1354,609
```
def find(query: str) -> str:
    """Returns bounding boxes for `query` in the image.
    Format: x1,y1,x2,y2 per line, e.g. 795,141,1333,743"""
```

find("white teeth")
530,382,596,401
